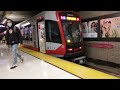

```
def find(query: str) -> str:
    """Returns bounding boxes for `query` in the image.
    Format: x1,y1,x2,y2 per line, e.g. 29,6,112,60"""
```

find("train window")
62,21,82,43
45,20,62,43
21,25,33,41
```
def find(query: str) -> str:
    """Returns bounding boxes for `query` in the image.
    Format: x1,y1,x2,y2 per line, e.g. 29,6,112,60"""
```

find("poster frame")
81,12,120,42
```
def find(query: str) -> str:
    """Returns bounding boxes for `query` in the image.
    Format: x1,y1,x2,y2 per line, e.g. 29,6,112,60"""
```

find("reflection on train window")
62,21,82,43
45,20,62,43
20,24,34,41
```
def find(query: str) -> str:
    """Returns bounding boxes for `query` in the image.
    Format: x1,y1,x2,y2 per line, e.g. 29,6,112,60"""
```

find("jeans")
10,44,22,65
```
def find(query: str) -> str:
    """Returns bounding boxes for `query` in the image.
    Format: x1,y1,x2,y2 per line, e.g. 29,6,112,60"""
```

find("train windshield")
62,21,82,43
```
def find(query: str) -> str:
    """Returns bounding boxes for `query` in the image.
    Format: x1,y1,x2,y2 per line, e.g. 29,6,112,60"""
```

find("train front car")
56,11,86,64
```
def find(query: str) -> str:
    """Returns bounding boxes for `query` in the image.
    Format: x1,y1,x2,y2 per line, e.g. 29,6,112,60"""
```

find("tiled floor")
0,44,80,79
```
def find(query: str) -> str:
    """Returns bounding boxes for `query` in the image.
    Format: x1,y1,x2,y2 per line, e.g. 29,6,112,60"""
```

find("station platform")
0,44,119,79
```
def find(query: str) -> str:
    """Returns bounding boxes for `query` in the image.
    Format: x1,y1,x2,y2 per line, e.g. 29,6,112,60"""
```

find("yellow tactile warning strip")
19,47,119,79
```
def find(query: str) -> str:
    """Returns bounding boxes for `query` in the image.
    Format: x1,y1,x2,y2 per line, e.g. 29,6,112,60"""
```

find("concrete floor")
0,44,80,79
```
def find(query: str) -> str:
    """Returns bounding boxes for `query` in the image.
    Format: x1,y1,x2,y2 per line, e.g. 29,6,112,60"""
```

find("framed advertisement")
82,20,98,38
100,16,120,38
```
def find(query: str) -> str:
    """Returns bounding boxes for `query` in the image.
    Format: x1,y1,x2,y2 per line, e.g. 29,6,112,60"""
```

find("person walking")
5,19,24,69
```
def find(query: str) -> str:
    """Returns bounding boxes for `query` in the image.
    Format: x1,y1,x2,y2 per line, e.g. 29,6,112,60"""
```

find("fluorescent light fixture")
0,25,5,27
15,24,19,27
21,22,30,27
2,19,7,24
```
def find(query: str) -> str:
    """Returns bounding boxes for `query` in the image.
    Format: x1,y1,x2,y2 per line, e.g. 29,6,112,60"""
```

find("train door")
37,21,46,53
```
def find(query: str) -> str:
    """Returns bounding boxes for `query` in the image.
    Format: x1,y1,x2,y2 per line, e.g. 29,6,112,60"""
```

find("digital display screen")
61,16,80,21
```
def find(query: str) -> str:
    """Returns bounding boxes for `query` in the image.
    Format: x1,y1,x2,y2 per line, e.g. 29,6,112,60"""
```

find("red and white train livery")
17,11,86,64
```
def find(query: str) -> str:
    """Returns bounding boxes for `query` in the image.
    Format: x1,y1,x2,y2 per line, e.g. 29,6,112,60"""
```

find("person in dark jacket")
5,19,24,69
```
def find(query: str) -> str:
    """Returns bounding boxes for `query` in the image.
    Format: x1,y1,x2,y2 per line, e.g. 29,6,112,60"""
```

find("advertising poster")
81,22,88,33
100,17,120,38
82,20,98,38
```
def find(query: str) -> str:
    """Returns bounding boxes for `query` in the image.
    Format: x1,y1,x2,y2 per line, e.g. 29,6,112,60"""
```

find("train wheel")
79,59,86,65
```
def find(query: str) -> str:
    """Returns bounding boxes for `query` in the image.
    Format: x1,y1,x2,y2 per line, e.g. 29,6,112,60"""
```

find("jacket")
5,26,23,45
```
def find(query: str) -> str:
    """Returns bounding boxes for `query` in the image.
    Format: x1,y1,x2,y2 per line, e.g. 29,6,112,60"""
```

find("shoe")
10,65,17,69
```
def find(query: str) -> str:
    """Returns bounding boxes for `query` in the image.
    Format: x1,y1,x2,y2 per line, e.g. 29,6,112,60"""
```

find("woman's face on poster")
91,22,95,28
108,21,111,27
103,20,111,29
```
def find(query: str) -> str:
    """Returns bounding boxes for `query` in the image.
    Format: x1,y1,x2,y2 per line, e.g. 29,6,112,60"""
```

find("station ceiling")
0,11,41,24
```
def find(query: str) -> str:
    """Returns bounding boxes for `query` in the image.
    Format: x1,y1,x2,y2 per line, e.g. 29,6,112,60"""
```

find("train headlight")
68,48,73,51
67,39,71,43
67,48,73,52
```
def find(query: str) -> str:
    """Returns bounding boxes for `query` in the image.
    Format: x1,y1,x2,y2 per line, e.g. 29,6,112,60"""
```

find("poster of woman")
88,20,98,33
100,17,120,38
81,22,88,33
82,20,98,38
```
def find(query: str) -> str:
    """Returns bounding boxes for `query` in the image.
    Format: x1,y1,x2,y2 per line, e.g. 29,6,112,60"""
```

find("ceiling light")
21,22,30,27
2,19,7,24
